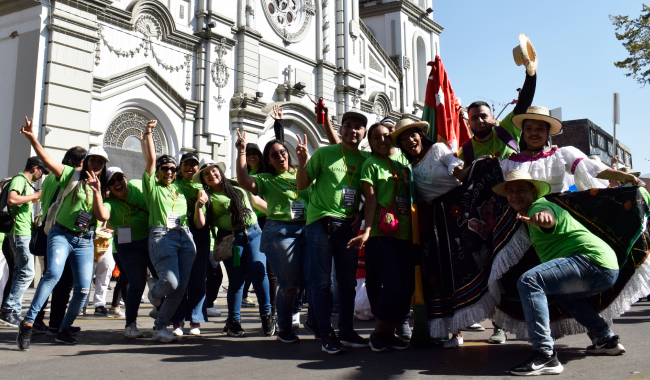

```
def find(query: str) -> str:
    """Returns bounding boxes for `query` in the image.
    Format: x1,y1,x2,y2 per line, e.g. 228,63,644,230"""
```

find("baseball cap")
26,156,49,175
341,111,368,127
180,152,199,164
106,167,124,181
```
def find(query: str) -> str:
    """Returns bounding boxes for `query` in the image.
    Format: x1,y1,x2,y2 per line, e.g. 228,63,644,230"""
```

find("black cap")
26,156,49,175
246,143,262,156
341,111,368,127
180,152,199,164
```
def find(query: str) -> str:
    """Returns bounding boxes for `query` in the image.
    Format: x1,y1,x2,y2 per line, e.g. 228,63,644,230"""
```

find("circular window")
262,0,313,43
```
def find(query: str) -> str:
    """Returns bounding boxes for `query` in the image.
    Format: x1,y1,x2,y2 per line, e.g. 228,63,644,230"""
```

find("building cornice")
259,39,318,66
359,19,402,81
359,1,444,35
0,0,39,18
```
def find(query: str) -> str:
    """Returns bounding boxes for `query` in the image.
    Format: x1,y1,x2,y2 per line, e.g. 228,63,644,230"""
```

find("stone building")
554,119,633,169
0,0,442,179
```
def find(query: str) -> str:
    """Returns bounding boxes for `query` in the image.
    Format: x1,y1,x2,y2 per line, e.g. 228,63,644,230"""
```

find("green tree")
610,4,650,86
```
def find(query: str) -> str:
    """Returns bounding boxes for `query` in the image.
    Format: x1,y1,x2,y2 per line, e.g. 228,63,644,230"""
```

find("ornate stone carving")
403,56,410,71
245,5,255,16
260,0,315,44
369,54,382,73
372,101,385,121
104,112,164,154
180,5,185,19
211,38,230,110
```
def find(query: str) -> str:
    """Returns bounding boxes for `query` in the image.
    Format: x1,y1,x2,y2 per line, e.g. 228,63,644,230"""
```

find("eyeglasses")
270,149,287,159
108,174,125,186
159,166,176,173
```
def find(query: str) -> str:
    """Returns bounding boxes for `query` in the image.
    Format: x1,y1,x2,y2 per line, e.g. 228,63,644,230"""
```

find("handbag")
213,231,236,262
378,160,402,236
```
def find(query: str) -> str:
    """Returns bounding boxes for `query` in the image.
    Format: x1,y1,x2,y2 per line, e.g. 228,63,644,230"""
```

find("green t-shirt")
253,170,312,222
142,171,197,228
360,155,412,241
0,232,5,249
8,173,34,236
208,186,257,231
305,143,370,225
104,180,150,242
528,198,618,270
40,174,60,219
55,166,96,232
248,168,266,218
390,152,410,166
458,111,521,166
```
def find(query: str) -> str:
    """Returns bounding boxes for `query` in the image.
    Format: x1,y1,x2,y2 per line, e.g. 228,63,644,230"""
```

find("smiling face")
522,119,549,151
398,128,423,157
340,118,367,145
505,180,538,214
468,105,495,139
202,165,223,188
87,156,106,175
267,143,290,174
246,151,261,170
369,125,392,157
180,159,198,181
157,164,176,185
108,173,128,199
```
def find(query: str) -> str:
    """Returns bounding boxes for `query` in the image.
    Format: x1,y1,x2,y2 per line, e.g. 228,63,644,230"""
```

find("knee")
517,271,538,292
159,274,179,293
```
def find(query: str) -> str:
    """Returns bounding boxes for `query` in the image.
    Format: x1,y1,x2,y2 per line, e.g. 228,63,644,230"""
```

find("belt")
54,222,95,239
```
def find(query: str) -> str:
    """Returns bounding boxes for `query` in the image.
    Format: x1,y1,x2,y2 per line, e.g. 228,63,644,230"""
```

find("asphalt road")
1,287,649,380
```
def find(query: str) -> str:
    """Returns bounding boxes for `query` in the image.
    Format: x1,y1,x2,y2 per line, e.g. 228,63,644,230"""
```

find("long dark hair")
72,156,107,205
246,148,265,174
519,120,552,152
200,165,250,229
396,128,435,161
262,139,295,175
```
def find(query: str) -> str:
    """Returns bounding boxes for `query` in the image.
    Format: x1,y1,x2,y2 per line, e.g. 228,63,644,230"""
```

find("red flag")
422,56,471,154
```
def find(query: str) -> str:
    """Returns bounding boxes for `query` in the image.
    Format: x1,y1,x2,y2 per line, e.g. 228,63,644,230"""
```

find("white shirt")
412,143,465,203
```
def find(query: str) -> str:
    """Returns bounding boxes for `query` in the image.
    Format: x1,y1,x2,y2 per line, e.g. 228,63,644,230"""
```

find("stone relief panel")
103,112,165,154
261,0,315,44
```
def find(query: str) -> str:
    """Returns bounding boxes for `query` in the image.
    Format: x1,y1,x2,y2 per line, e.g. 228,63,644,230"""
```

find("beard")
473,127,493,139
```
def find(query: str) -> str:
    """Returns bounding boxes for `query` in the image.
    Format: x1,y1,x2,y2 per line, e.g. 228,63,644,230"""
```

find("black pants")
2,238,12,305
206,261,223,308
110,252,127,308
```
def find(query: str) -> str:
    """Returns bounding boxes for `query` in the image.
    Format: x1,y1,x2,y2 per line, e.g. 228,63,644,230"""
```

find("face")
468,106,495,139
157,164,176,185
522,120,549,151
399,128,422,157
180,159,198,181
340,118,366,145
246,152,260,169
32,167,44,181
505,181,537,214
369,125,392,156
267,143,289,173
384,123,396,135
108,173,127,198
87,156,106,175
202,166,222,187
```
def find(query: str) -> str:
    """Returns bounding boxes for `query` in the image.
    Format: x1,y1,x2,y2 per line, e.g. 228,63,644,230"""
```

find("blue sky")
433,1,649,175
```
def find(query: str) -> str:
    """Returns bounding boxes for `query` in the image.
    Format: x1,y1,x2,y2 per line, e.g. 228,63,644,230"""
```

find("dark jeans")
34,257,73,329
117,238,156,326
206,261,223,308
305,219,359,336
365,237,415,325
110,252,127,308
172,224,210,324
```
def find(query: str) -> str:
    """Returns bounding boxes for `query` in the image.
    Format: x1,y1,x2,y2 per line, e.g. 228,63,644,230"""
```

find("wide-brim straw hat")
620,166,641,177
513,34,538,76
492,169,551,198
512,106,563,136
390,119,430,146
192,158,227,183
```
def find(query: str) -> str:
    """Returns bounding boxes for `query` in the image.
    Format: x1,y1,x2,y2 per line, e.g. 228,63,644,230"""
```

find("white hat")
492,169,551,198
192,158,227,183
106,167,124,181
86,146,110,162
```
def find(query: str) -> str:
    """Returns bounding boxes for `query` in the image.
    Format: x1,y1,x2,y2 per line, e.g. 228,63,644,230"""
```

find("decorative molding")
104,112,164,154
403,55,410,71
179,4,184,19
359,20,402,81
369,53,382,73
211,38,230,110
260,0,315,44
245,5,254,16
359,1,444,35
0,0,39,18
259,39,318,66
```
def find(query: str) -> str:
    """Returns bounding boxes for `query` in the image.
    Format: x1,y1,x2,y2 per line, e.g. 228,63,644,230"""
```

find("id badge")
74,211,92,230
166,213,181,229
396,197,409,216
342,186,356,208
290,200,305,220
117,227,132,244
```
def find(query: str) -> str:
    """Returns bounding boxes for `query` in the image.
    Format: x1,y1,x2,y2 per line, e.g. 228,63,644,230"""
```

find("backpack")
0,175,36,233
44,170,81,235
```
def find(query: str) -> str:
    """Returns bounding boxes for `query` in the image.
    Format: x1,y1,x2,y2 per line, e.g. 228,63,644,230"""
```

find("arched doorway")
416,36,427,102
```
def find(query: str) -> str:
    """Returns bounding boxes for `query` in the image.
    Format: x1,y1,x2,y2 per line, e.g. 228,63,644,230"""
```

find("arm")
20,117,65,179
87,171,110,222
520,209,555,230
251,195,267,214
234,131,258,195
193,190,208,229
295,134,313,190
270,104,285,142
310,97,340,144
513,73,536,115
142,120,157,175
347,181,376,249
596,168,641,185
7,189,41,206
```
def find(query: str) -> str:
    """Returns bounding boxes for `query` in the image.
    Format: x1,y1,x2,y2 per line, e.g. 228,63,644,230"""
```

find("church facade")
0,0,441,179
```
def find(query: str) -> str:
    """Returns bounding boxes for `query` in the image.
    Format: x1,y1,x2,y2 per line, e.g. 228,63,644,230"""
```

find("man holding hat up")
493,169,625,376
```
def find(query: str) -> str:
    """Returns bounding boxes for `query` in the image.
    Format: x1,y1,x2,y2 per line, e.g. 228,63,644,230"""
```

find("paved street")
1,285,650,379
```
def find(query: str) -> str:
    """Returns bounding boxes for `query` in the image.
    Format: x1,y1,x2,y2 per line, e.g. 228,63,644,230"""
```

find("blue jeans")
25,225,94,330
262,219,313,331
365,237,415,325
172,224,210,324
116,238,156,326
305,219,359,336
223,223,271,322
148,227,197,330
518,254,619,355
3,235,34,314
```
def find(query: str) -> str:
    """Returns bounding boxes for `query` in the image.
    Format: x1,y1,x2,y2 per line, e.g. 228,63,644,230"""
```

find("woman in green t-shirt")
193,158,273,338
348,123,414,352
16,117,110,349
235,127,313,343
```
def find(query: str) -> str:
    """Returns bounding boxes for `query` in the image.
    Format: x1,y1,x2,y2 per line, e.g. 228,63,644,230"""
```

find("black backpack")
0,176,35,233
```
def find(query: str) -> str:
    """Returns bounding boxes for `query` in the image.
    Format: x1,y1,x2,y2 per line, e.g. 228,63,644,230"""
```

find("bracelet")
238,152,246,156
143,132,151,135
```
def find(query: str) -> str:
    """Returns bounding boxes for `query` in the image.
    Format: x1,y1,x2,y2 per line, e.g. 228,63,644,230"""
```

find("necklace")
474,135,498,157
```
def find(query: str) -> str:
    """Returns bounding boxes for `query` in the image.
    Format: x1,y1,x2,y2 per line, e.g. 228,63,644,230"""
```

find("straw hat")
192,157,227,183
390,119,430,142
513,34,538,76
492,169,551,198
620,166,641,177
512,106,563,136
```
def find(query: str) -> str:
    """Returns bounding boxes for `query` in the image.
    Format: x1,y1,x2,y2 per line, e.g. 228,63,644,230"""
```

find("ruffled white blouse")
412,143,465,203
501,146,609,194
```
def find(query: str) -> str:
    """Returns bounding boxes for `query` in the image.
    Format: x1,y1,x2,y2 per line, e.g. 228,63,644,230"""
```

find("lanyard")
340,144,360,187
474,135,497,157
280,172,298,200
165,184,178,214
383,158,402,197
120,201,132,226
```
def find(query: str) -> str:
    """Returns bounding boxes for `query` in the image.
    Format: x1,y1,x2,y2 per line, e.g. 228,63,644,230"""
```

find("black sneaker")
32,322,48,335
304,319,321,340
222,319,231,334
321,331,345,354
510,350,564,376
16,320,33,351
55,329,77,345
48,326,81,337
1,311,20,327
94,306,109,316
339,330,369,348
277,329,300,343
261,314,276,336
227,320,246,337
586,335,626,356
369,333,389,352
386,334,410,350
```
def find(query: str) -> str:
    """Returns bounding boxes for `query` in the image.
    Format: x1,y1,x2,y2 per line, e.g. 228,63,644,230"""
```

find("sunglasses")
108,174,125,187
270,149,287,160
159,165,176,173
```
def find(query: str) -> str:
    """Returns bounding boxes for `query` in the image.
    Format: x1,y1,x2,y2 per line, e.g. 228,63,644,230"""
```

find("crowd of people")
0,61,648,377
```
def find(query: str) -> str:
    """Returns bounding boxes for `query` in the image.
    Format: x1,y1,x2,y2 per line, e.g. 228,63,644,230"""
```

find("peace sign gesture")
235,131,247,153
270,104,283,120
296,133,309,164
20,116,37,142
86,171,102,194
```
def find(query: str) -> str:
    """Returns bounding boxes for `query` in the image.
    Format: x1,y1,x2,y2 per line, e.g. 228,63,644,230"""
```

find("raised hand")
85,171,102,193
235,131,247,153
196,189,209,208
520,211,555,229
296,133,308,164
270,104,283,120
20,116,36,141
146,120,157,131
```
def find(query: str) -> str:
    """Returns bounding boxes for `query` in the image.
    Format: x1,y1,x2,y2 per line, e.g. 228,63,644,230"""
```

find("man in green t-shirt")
296,110,370,354
493,169,625,376
0,156,47,327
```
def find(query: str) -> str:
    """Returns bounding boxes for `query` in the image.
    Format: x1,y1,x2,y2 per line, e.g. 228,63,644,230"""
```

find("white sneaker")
292,312,301,330
147,278,161,307
152,326,177,343
207,307,221,317
108,307,125,319
462,323,485,331
443,335,463,348
172,322,184,336
189,323,200,336
124,322,143,338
